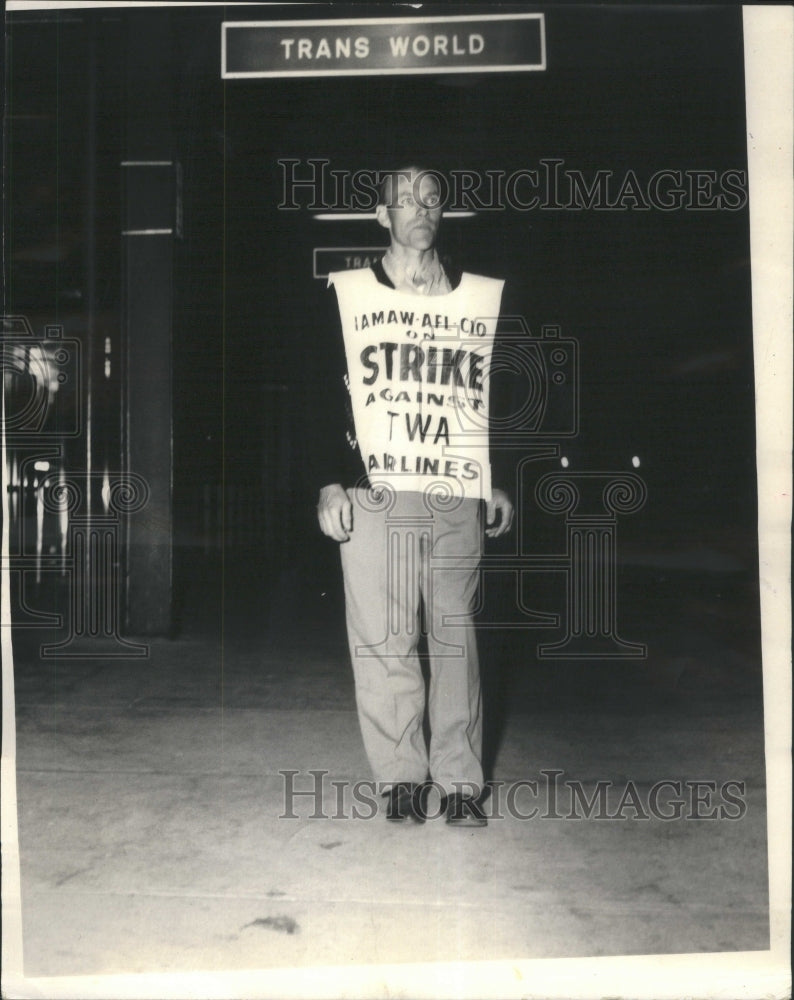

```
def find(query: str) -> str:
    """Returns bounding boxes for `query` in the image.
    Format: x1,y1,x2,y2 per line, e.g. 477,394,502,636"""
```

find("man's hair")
377,166,446,209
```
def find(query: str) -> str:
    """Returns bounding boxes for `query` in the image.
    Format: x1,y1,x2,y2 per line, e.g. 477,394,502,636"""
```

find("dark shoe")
383,782,426,823
445,793,487,827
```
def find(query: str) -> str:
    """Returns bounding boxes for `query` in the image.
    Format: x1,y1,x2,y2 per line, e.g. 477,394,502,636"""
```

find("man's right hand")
317,484,353,542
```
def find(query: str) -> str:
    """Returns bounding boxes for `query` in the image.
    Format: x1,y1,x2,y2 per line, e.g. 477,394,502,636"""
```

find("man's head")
375,166,444,253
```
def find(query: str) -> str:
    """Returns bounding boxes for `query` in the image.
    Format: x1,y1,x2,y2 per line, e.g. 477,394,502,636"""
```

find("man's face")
377,169,443,251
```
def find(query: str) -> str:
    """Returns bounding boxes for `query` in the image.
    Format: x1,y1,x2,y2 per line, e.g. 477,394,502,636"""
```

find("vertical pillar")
354,484,466,658
40,471,149,658
535,472,647,658
567,523,621,644
122,10,174,634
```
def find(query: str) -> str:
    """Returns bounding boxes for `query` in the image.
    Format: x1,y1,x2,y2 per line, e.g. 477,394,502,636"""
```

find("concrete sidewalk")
12,626,769,978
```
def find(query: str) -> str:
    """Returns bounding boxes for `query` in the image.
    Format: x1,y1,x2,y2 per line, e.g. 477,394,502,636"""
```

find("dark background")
5,4,761,712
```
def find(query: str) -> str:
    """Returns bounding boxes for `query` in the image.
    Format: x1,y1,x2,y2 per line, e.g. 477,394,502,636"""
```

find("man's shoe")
384,782,426,823
445,793,487,827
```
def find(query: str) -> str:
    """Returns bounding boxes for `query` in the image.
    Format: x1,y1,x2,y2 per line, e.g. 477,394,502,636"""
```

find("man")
315,166,513,826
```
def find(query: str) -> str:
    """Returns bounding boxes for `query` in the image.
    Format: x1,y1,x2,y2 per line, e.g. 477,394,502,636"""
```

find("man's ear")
375,204,391,230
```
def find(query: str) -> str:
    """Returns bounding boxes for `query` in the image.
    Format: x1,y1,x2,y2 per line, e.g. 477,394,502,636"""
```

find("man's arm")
485,279,520,537
307,283,363,541
317,483,353,542
485,488,514,538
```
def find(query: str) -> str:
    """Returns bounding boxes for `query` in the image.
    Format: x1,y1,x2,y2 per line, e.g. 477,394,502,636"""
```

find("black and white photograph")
1,3,791,998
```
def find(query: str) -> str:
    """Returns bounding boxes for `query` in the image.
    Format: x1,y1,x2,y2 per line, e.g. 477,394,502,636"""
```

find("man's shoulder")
459,269,505,281
327,267,377,291
459,270,506,294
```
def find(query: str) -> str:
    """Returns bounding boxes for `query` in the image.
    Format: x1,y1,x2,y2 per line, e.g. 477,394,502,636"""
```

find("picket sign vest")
329,266,505,501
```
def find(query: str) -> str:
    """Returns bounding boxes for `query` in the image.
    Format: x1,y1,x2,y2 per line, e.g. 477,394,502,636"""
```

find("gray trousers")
339,488,484,796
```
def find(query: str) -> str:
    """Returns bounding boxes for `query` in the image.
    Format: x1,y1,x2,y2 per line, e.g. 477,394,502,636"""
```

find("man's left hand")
485,488,514,538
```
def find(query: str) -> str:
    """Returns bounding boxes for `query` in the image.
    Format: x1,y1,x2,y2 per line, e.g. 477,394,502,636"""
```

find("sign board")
313,247,385,280
222,14,545,79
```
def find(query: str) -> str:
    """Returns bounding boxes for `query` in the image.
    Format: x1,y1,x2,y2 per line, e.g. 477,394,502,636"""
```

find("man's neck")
384,244,437,270
381,244,450,295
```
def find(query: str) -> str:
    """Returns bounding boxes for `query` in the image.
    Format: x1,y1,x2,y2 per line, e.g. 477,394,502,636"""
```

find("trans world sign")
222,14,546,78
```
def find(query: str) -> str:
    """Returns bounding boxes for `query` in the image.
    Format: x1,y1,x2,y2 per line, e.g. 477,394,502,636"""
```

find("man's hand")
317,484,353,542
485,488,514,538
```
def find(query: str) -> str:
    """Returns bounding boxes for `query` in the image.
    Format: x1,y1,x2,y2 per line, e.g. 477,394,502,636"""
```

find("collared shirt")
381,248,451,296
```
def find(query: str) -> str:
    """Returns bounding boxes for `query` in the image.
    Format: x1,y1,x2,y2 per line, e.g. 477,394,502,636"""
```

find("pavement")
2,546,775,995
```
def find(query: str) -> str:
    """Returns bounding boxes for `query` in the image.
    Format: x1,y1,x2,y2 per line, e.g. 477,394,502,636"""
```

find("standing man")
315,166,513,827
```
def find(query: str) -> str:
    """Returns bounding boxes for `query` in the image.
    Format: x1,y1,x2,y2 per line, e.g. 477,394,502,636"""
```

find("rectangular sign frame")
221,13,546,79
313,247,385,280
